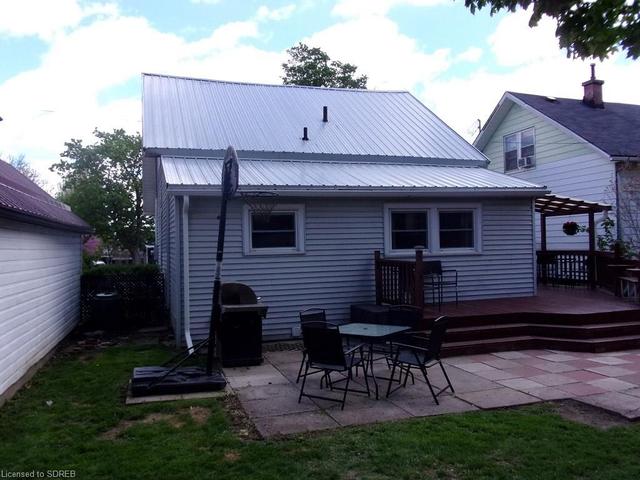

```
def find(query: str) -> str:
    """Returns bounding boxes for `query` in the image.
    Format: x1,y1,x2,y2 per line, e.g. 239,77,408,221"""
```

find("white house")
474,66,640,252
142,73,547,344
0,159,90,403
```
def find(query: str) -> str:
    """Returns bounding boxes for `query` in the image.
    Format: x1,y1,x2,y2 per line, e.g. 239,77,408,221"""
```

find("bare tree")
8,154,47,189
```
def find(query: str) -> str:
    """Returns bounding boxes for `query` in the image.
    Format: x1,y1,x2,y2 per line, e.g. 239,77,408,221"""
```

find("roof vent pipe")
322,106,328,122
302,127,309,141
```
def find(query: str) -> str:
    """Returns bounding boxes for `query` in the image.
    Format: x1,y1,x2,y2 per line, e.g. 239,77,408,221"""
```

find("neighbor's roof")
0,159,91,233
160,156,546,195
142,73,487,164
475,91,640,158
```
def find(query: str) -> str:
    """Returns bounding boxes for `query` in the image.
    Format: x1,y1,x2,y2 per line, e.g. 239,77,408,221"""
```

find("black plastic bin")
219,283,268,367
90,292,122,329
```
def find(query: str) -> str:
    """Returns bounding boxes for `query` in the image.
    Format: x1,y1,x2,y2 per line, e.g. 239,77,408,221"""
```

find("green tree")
463,0,640,59
51,129,153,261
282,43,368,88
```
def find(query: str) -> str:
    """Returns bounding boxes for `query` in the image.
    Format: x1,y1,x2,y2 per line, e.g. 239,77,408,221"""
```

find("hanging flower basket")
562,221,580,236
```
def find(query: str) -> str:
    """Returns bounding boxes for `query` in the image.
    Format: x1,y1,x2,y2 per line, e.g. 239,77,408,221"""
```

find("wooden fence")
374,249,424,308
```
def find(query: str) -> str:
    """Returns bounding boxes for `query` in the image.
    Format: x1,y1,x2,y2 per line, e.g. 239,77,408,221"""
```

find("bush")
82,263,160,277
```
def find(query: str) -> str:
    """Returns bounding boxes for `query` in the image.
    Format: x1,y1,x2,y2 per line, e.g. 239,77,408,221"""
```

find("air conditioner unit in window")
517,156,534,168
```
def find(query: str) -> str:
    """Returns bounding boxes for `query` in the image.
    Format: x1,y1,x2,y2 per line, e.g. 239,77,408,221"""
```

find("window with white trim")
243,205,305,254
384,203,481,255
504,127,535,172
438,210,475,249
391,211,428,250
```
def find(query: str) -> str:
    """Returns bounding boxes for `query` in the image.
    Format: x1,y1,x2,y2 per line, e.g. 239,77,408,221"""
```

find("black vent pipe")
322,106,328,122
302,127,309,141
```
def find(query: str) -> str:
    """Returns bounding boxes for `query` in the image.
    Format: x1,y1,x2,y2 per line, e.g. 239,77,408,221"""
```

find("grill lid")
221,282,258,305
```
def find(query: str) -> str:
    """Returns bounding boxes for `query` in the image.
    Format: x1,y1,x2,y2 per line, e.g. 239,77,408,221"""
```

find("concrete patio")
225,347,640,437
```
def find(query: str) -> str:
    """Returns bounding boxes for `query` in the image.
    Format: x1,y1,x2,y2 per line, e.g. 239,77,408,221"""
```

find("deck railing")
374,249,424,308
537,250,637,291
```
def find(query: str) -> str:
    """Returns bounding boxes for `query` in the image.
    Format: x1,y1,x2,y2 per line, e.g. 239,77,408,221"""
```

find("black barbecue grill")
219,282,268,367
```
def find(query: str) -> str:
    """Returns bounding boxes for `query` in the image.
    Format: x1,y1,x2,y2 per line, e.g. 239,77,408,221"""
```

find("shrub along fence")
80,265,167,330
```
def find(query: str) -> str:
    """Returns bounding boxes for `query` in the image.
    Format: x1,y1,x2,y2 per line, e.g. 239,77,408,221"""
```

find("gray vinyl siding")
186,196,535,341
0,218,82,396
482,102,614,249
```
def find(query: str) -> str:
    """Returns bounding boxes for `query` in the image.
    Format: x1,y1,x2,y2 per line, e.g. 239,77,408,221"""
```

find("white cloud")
332,0,448,18
455,46,483,63
0,0,118,40
305,15,451,90
256,4,297,22
190,0,222,4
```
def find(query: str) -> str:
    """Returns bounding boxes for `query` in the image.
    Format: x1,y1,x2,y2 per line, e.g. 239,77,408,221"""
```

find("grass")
1,343,640,480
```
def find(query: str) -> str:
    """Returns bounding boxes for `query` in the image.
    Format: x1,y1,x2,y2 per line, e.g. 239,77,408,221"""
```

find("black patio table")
339,322,411,399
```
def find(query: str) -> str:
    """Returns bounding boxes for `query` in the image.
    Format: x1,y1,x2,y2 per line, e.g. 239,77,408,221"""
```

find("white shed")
0,159,91,403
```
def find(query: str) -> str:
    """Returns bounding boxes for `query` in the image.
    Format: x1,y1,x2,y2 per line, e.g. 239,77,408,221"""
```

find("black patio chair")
296,309,328,383
385,316,454,404
424,261,458,308
298,323,370,410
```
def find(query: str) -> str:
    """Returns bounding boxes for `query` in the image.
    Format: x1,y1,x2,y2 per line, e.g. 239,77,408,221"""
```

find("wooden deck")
423,286,640,356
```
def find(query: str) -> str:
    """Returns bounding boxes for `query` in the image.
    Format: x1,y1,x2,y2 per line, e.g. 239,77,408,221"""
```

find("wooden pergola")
535,194,612,288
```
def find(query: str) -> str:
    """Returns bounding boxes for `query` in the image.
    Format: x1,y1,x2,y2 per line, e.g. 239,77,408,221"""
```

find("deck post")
413,247,424,309
588,211,596,289
374,250,382,305
540,214,548,285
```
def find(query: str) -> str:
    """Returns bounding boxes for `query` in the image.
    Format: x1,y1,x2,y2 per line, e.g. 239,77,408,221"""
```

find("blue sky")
1,0,638,188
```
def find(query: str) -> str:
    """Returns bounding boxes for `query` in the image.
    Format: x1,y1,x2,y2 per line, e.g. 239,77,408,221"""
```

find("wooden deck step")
442,333,640,357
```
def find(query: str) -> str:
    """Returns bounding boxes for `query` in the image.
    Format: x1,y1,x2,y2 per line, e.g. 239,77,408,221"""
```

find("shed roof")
160,156,546,195
142,73,487,164
0,159,91,233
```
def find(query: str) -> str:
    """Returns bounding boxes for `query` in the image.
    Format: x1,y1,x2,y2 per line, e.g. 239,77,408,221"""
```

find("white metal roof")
143,73,487,163
160,156,546,195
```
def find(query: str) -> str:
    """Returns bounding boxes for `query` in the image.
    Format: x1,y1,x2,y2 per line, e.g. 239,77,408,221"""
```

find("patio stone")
557,382,608,397
585,365,636,377
587,356,632,366
566,359,605,369
457,387,538,409
502,365,547,378
526,387,573,401
624,388,640,398
227,373,290,389
440,367,502,393
618,372,640,386
391,394,477,417
235,383,301,401
536,353,580,362
327,401,411,426
240,393,318,419
455,362,497,373
577,392,640,420
481,358,522,369
253,411,338,437
498,378,546,391
492,351,531,360
475,369,521,381
564,370,608,382
528,361,579,373
225,364,281,378
264,350,302,366
587,377,637,392
527,373,578,387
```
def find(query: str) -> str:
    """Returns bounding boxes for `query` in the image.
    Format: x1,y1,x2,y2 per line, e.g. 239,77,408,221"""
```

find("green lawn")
1,343,640,480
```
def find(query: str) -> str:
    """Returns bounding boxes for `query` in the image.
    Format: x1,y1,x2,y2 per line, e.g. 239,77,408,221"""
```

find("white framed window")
384,203,481,255
243,204,305,255
504,127,535,172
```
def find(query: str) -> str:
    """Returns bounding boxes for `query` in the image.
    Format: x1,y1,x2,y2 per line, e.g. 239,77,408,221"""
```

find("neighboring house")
142,73,546,344
474,66,640,251
0,159,91,402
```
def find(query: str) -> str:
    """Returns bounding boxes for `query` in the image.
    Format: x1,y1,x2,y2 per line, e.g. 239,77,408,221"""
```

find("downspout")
532,198,537,295
182,196,193,352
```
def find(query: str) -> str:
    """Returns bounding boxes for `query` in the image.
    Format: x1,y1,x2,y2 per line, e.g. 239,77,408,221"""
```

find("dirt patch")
551,399,631,430
223,450,241,462
223,394,261,441
101,413,185,440
186,406,210,425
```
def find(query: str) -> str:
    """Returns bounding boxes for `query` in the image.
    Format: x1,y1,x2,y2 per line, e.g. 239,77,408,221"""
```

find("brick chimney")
582,63,604,108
